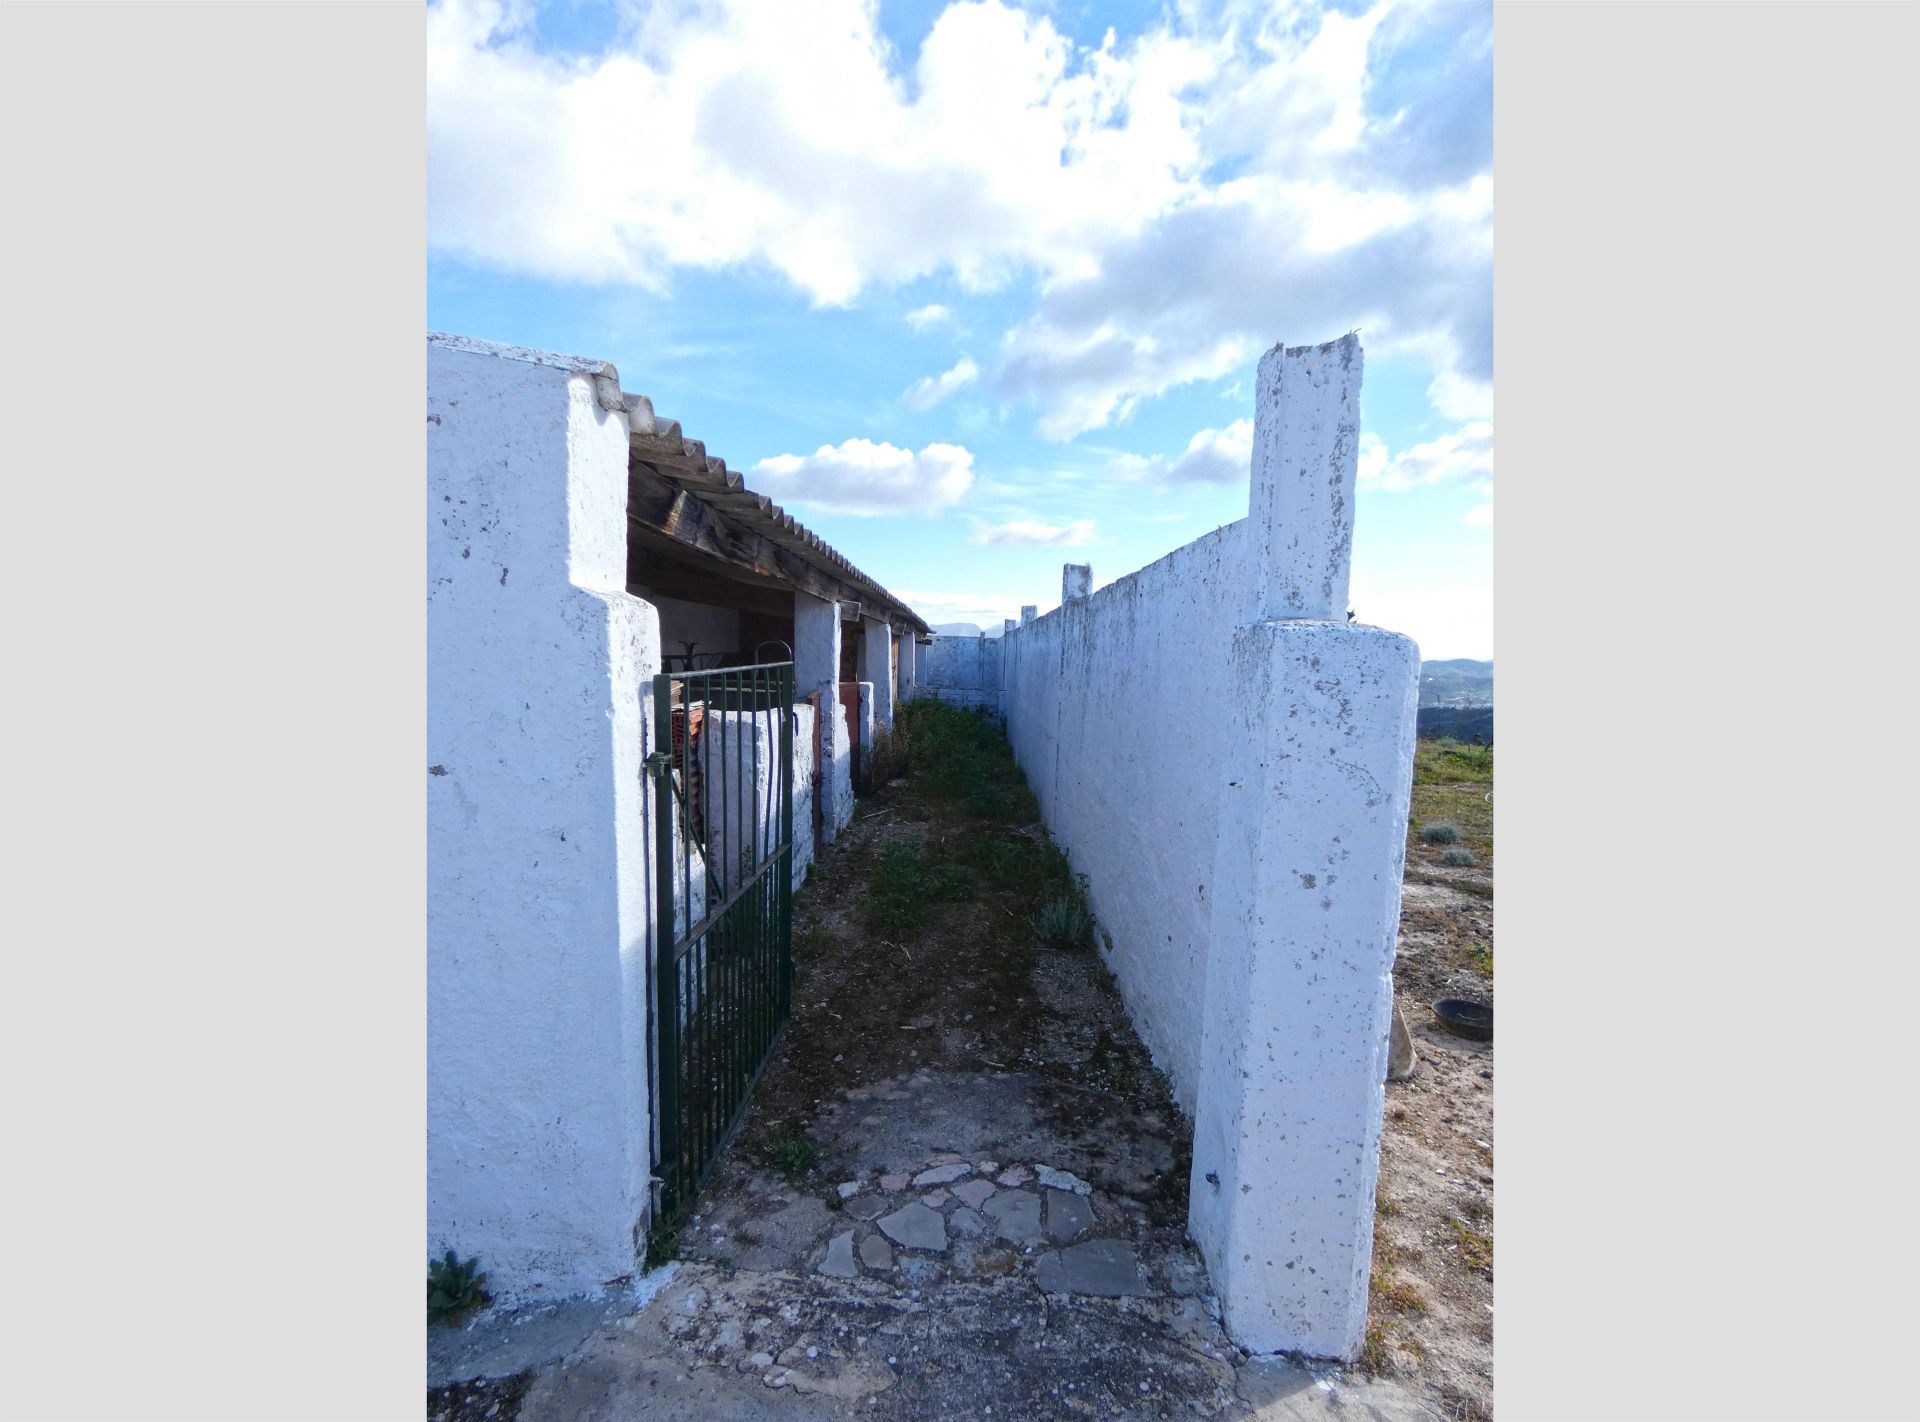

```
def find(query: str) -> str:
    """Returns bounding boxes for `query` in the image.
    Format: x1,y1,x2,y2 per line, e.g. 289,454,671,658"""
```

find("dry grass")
1370,1268,1429,1316
1446,1218,1493,1272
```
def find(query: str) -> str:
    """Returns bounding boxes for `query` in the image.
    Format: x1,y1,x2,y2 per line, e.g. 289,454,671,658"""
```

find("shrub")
1419,822,1461,845
1441,847,1476,867
1031,894,1092,951
428,1250,490,1326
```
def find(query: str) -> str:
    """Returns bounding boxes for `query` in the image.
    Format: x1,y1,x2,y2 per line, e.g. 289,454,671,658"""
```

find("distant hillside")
932,622,1000,638
1416,660,1492,741
1419,659,1492,709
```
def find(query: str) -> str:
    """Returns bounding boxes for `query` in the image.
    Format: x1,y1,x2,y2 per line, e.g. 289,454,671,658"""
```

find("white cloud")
905,303,954,331
1462,499,1492,527
1106,419,1252,487
748,438,974,516
1358,421,1491,492
968,517,1096,546
902,356,981,411
430,0,1491,437
893,587,1041,630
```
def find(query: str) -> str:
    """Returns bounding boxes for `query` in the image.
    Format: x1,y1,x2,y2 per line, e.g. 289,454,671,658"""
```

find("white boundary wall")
429,335,837,1301
428,335,661,1299
919,633,1004,713
996,337,1419,1360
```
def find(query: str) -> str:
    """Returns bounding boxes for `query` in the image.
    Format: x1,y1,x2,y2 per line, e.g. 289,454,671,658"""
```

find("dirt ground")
1365,745,1494,1420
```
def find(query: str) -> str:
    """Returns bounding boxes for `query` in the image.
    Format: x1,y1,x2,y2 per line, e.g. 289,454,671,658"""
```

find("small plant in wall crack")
427,1249,490,1326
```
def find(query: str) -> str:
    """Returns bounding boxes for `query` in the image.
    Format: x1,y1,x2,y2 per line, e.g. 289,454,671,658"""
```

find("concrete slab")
877,1202,947,1253
951,1178,996,1211
1236,1356,1441,1420
1035,1239,1156,1298
981,1189,1041,1247
818,1230,858,1279
427,1291,629,1388
912,1162,972,1186
1045,1188,1095,1243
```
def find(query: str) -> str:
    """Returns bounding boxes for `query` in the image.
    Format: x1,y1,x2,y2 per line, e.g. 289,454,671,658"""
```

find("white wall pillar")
1020,604,1038,625
794,592,852,841
898,634,918,703
1062,564,1091,602
1186,331,1420,1360
1249,335,1362,620
861,618,895,731
1003,617,1017,635
1190,622,1418,1359
427,334,659,1299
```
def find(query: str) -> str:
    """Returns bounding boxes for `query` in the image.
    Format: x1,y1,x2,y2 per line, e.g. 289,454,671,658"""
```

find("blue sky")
428,0,1491,657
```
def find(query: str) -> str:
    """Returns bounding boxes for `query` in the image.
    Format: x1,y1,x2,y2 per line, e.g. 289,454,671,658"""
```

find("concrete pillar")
794,592,852,842
1186,331,1421,1361
794,591,839,704
861,618,895,730
1191,622,1417,1358
1003,618,1017,635
1249,335,1362,620
898,634,918,703
1020,604,1038,625
1062,564,1091,602
427,334,658,1299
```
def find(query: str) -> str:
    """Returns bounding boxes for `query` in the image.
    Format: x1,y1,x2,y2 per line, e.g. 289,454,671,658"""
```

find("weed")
867,724,911,787
955,835,1032,888
643,1222,681,1271
1376,1194,1403,1218
428,1250,490,1326
1358,1320,1396,1374
1031,895,1092,951
1446,1217,1493,1271
1467,941,1493,976
865,842,975,937
1419,822,1461,845
1441,847,1476,867
1370,1268,1429,1315
765,1133,818,1180
795,922,833,958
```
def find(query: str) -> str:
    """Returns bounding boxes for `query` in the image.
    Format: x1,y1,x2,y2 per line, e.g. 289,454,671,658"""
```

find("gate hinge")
644,750,674,780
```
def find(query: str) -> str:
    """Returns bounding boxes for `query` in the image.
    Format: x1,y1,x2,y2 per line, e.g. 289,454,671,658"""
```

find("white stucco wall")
995,336,1419,1360
427,335,660,1300
1000,521,1259,1111
920,633,1004,713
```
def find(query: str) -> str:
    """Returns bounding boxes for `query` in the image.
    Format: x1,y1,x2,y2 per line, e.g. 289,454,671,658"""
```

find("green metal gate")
647,660,795,1219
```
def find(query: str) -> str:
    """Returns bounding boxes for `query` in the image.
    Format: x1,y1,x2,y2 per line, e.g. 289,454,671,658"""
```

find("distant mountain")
931,622,1000,638
1419,659,1492,709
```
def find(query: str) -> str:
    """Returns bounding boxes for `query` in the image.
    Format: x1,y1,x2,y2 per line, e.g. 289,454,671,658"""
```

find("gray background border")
3,2,1915,1418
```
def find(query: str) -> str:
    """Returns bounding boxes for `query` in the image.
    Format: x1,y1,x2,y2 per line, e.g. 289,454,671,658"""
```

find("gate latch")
644,750,674,780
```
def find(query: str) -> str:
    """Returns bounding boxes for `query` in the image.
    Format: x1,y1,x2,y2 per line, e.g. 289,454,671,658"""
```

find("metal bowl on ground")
1433,998,1493,1041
